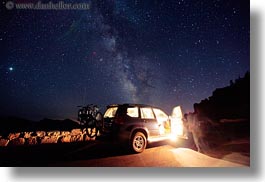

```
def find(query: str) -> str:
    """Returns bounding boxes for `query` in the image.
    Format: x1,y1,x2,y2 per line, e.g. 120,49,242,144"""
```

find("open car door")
170,106,186,140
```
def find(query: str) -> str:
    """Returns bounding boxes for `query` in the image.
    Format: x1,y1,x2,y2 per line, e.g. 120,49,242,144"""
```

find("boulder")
83,128,98,138
27,137,38,145
90,136,96,141
61,131,70,136
47,131,60,137
83,134,91,141
82,128,89,133
23,132,33,138
8,132,21,140
0,128,100,146
36,131,46,138
58,135,71,143
71,129,82,136
8,138,25,146
70,134,83,142
41,136,58,144
0,139,9,146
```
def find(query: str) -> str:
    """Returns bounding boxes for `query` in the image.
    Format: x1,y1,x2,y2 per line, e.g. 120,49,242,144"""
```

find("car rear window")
127,107,139,118
104,107,118,118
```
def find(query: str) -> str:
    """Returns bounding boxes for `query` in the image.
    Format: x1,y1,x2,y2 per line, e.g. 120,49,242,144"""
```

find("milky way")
85,5,159,103
0,0,249,120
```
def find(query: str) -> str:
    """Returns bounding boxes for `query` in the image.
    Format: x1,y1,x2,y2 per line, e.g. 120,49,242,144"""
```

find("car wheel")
131,132,147,153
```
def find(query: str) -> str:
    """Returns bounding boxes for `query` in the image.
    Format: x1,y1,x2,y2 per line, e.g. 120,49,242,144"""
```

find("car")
102,104,186,153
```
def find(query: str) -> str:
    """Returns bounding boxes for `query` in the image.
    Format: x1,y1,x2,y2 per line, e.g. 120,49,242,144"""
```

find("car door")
171,106,184,137
140,107,160,137
153,108,170,135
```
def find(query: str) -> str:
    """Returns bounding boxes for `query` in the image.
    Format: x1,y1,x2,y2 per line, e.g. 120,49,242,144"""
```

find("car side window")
153,108,168,122
140,108,155,119
127,107,139,118
104,107,118,118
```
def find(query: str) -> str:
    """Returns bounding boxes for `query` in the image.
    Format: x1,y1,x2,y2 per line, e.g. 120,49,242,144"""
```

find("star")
0,0,249,120
8,67,14,71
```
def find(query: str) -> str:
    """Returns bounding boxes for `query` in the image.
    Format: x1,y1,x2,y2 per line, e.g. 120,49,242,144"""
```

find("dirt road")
51,145,247,167
0,139,249,167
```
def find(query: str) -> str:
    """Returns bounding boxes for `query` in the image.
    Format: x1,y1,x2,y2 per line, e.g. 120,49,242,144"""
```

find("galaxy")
0,0,249,120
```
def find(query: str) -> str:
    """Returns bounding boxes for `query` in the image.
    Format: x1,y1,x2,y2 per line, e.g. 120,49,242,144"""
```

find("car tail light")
114,116,125,124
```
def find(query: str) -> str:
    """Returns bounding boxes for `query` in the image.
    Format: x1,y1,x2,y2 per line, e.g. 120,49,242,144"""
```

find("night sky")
0,0,249,120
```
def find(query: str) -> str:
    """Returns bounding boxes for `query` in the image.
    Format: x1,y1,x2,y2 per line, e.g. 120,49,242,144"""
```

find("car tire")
131,132,147,153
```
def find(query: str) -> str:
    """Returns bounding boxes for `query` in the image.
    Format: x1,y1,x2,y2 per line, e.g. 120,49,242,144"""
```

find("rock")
23,132,33,138
61,131,70,136
82,128,89,133
70,134,83,142
83,134,91,141
27,137,38,145
90,137,96,141
71,129,82,136
8,132,21,140
30,132,37,136
58,135,71,143
83,128,98,134
0,139,9,146
47,131,60,137
8,138,25,146
36,131,46,138
41,136,58,144
1,128,100,146
83,128,98,138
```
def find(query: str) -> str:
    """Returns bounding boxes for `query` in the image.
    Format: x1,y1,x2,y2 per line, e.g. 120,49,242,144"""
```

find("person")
182,113,189,138
186,113,206,153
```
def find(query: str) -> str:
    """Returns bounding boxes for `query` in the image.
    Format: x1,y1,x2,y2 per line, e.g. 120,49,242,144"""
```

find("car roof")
106,103,163,110
106,104,169,115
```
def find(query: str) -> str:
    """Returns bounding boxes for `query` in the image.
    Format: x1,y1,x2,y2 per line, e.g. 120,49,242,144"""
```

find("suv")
103,104,185,153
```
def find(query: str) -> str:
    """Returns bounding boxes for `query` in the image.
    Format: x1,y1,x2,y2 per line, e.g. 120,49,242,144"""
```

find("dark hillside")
194,71,250,122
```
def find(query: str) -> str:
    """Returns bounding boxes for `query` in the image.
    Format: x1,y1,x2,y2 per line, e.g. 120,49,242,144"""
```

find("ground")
0,138,249,167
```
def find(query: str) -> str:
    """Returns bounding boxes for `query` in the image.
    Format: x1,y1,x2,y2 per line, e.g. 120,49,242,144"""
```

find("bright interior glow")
153,108,169,135
159,124,165,135
104,107,118,118
140,108,155,119
175,120,184,135
169,133,178,141
153,108,168,120
127,107,139,117
171,106,182,118
170,106,184,138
